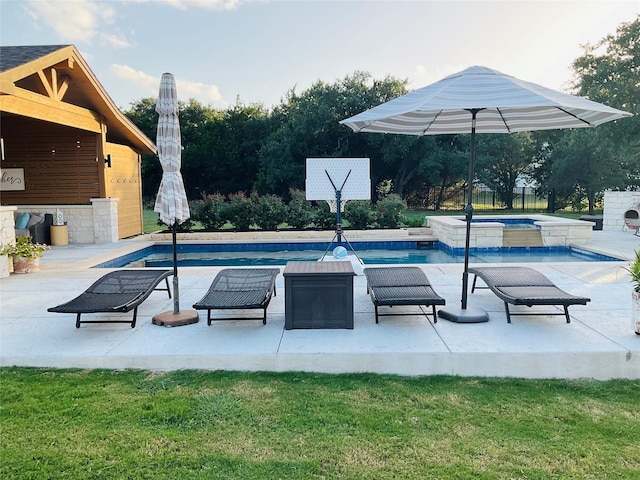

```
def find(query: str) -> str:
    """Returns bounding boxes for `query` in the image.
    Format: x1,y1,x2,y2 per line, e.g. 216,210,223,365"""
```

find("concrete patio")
0,230,638,379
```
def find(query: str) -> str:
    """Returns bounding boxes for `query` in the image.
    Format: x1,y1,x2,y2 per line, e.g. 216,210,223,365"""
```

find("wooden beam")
58,75,70,101
1,88,102,133
36,69,54,98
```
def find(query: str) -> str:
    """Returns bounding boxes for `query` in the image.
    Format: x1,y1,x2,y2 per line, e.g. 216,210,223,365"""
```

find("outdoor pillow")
15,213,30,229
27,213,44,228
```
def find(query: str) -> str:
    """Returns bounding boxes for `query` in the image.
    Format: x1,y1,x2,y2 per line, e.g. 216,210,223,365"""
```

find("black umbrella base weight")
437,307,489,323
153,310,199,327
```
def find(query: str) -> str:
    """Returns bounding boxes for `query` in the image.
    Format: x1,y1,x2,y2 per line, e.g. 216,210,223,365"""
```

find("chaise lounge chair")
48,269,172,328
193,268,280,325
363,266,445,324
468,266,590,323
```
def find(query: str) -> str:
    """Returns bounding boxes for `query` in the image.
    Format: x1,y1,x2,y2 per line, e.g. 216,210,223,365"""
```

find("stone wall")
603,190,640,232
13,198,120,244
428,214,592,248
0,206,17,248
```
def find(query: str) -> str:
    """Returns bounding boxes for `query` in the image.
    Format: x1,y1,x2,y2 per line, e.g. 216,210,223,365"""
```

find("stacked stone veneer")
0,206,18,247
603,190,640,232
12,198,119,244
428,214,593,249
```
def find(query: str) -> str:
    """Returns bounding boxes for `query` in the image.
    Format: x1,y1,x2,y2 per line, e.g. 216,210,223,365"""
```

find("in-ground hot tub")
427,214,594,249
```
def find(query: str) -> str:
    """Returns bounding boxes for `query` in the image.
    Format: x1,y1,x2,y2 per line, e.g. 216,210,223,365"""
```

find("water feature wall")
603,190,640,232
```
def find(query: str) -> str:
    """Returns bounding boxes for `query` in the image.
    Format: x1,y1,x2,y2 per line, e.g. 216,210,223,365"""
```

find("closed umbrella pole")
152,73,198,327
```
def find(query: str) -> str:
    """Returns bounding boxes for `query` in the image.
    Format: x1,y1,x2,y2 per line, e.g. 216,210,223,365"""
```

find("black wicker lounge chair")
363,266,445,324
468,266,591,323
48,270,172,328
193,268,280,325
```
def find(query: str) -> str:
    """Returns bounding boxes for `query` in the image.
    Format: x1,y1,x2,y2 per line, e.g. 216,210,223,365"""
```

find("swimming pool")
94,241,621,268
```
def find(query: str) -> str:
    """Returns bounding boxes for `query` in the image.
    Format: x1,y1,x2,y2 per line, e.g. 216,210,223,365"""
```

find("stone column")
91,198,119,243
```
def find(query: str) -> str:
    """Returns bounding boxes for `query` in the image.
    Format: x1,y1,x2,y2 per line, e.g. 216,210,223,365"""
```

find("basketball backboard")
305,158,371,201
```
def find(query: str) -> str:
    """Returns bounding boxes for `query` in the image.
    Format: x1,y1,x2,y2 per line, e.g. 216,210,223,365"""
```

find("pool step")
503,229,543,247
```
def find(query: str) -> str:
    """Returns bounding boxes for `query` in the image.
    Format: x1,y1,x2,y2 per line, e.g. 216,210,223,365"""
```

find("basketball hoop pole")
319,170,364,265
325,169,351,243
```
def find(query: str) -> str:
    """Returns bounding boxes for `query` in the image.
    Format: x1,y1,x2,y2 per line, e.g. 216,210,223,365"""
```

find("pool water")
94,241,621,268
471,218,538,229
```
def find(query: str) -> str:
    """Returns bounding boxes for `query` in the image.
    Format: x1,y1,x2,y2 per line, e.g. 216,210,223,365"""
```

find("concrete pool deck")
1,230,638,379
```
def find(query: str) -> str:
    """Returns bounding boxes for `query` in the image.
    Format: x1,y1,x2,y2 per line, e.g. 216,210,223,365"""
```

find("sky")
1,0,638,111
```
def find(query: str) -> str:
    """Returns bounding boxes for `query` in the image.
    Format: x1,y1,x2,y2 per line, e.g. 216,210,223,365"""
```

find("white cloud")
110,64,227,107
24,0,130,48
129,0,246,10
102,33,134,49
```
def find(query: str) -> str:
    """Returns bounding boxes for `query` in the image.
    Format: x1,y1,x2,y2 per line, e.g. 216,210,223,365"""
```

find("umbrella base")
437,307,489,323
152,310,199,327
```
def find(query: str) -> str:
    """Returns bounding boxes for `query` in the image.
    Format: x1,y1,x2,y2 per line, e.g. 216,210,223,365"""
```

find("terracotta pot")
12,256,40,274
633,290,640,335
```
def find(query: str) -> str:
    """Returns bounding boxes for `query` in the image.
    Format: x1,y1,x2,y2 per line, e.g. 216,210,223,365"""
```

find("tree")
569,15,640,190
476,133,535,209
255,72,413,198
527,17,639,212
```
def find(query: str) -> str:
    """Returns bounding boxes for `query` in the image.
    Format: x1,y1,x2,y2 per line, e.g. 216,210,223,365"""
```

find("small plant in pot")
1,235,50,273
627,250,640,335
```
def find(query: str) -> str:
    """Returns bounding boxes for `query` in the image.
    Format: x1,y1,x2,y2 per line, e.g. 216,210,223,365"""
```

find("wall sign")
0,168,25,191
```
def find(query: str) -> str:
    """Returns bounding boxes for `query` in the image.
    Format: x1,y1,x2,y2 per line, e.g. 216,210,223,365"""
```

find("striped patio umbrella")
340,65,631,323
152,72,198,327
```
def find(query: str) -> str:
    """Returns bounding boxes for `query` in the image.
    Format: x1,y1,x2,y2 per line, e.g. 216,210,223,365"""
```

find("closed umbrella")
152,72,199,327
340,65,631,323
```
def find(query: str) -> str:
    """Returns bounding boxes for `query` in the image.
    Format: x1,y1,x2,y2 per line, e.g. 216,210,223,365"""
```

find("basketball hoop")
326,199,347,213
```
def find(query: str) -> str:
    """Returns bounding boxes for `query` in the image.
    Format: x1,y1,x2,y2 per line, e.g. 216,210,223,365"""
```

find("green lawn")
1,368,638,479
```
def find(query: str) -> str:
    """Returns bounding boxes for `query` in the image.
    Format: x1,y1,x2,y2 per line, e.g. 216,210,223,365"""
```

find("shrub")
190,192,226,230
403,215,426,228
225,192,254,231
344,200,376,229
376,193,407,228
254,194,287,230
286,188,315,229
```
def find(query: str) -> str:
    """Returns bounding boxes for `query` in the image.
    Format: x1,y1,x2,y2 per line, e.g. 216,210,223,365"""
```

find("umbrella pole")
461,110,478,310
152,220,199,327
172,222,179,314
437,109,488,323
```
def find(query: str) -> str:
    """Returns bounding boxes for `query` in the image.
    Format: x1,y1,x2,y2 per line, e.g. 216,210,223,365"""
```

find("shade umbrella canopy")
152,72,198,326
340,65,632,323
340,66,631,135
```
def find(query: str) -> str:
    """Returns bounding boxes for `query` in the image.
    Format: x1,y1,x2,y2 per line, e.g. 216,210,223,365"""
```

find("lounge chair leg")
564,306,571,323
432,305,437,323
504,303,512,323
375,305,379,324
471,274,478,293
76,313,82,329
207,310,212,326
131,309,138,328
262,306,267,325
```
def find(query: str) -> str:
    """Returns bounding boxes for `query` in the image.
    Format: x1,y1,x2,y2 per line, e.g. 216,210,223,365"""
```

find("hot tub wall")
428,215,592,248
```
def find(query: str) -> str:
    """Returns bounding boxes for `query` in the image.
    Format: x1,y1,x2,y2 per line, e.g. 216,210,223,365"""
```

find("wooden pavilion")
0,45,155,243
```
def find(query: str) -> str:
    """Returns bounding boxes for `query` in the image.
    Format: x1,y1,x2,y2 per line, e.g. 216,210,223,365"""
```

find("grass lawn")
1,368,638,479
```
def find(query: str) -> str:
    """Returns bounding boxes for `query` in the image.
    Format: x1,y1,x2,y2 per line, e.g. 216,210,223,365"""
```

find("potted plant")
627,250,640,335
1,235,50,273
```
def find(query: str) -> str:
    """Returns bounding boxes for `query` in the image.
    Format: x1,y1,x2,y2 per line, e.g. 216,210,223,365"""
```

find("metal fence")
409,186,552,212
